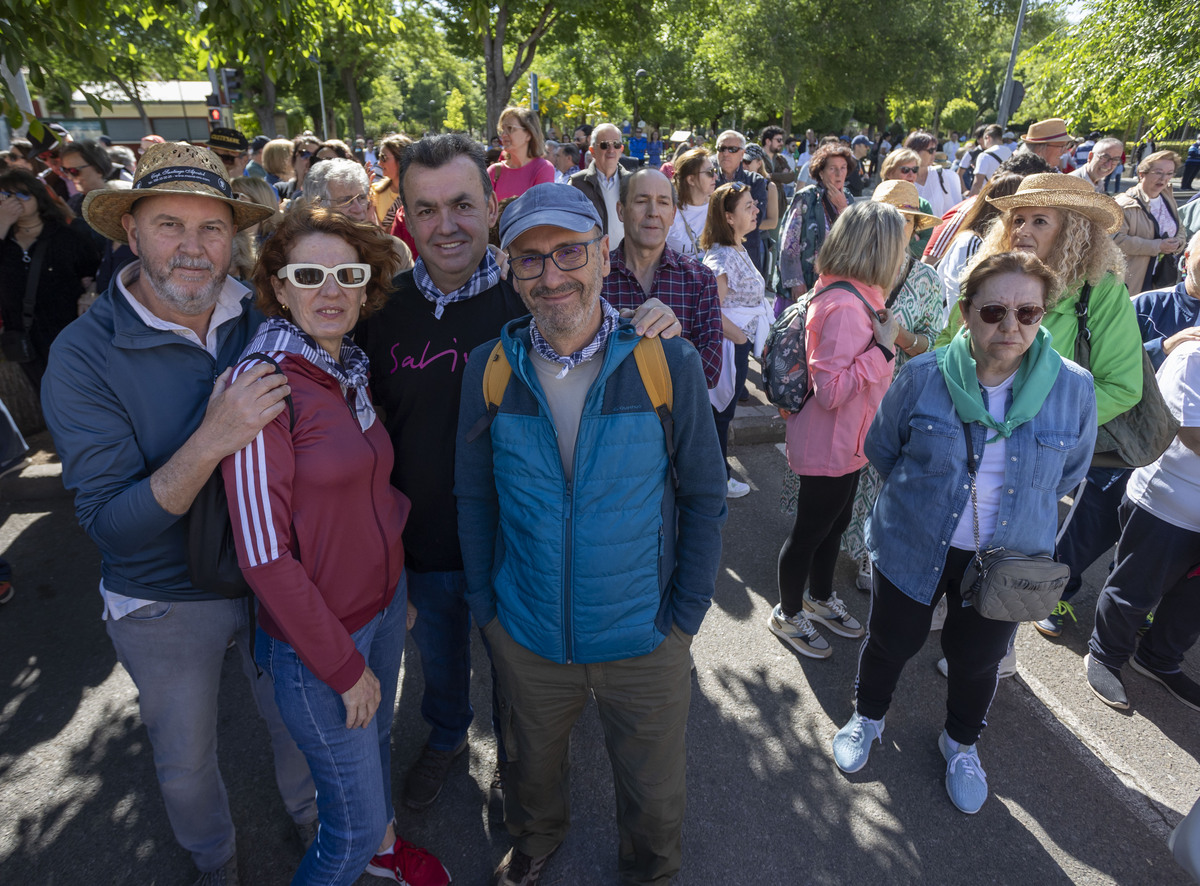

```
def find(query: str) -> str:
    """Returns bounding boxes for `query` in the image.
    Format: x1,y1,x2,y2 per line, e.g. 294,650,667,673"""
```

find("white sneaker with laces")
802,590,864,638
726,477,750,498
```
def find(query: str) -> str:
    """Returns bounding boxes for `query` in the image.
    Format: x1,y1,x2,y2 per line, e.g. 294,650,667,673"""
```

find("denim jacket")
864,351,1097,604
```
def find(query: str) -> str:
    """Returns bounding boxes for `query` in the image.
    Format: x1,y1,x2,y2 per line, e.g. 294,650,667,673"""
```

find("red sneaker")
365,837,451,886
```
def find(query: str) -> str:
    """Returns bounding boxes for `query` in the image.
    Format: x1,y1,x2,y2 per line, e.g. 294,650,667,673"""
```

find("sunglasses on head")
594,140,622,150
966,302,1046,325
718,181,748,193
277,263,372,289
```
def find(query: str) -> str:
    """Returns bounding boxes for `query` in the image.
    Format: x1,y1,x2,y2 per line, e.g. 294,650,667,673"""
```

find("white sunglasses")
276,263,372,289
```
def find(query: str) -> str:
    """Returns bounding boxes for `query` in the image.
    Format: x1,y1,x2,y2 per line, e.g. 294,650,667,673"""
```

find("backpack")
466,335,678,485
186,352,295,599
760,282,878,413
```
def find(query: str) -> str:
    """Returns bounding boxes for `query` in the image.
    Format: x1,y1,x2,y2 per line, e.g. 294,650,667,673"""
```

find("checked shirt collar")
530,297,620,379
413,250,501,319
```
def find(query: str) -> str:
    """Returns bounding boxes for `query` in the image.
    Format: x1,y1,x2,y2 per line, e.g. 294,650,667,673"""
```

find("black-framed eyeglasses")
509,234,605,280
717,145,744,154
594,140,622,150
966,302,1046,326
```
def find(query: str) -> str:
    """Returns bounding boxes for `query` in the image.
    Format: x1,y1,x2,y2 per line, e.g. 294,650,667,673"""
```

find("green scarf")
935,325,1061,442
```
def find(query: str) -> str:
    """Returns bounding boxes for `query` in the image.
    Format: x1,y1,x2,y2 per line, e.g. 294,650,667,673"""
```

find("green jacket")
935,270,1141,425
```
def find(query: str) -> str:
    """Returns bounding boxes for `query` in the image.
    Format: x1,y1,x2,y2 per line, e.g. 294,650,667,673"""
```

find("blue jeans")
407,568,505,758
106,597,316,873
257,576,407,886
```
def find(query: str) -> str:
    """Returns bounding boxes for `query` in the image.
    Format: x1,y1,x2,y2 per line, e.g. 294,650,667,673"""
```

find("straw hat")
871,180,941,230
1022,118,1070,145
82,142,274,244
986,172,1122,233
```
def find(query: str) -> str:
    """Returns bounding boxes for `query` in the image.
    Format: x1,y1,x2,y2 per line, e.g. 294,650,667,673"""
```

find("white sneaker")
802,590,865,639
726,477,750,498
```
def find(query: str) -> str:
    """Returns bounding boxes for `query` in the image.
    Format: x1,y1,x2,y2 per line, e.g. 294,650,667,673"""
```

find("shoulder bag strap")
962,421,983,568
1074,282,1093,363
21,236,51,334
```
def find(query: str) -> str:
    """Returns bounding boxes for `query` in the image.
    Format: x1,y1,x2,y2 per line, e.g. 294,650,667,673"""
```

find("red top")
222,354,410,693
488,156,556,201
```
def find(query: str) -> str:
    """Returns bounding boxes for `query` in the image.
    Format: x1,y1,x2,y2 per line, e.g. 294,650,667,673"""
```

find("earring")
280,303,289,311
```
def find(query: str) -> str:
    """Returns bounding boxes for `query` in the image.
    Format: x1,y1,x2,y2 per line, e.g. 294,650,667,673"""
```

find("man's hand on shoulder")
195,364,292,461
624,298,681,339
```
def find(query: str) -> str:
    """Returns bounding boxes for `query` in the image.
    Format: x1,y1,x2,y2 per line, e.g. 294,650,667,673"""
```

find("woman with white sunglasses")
221,205,450,886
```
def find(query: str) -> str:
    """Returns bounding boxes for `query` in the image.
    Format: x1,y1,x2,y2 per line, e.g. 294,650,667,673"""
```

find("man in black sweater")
358,134,679,818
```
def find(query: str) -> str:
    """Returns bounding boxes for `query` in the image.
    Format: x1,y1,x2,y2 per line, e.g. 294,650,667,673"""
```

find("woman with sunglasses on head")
0,168,99,394
489,106,556,201
831,251,1096,815
702,181,774,498
222,204,449,886
666,147,718,260
779,142,856,303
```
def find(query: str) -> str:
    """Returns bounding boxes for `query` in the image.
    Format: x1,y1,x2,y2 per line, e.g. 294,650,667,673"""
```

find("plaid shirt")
602,244,724,388
413,251,500,319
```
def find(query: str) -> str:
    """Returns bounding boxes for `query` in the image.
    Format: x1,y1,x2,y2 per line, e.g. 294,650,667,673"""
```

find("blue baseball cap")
499,183,602,250
851,135,871,147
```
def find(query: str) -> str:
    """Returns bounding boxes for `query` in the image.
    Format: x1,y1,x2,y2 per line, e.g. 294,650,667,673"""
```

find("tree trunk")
255,60,277,138
482,0,558,137
781,82,796,133
340,67,366,139
114,78,151,132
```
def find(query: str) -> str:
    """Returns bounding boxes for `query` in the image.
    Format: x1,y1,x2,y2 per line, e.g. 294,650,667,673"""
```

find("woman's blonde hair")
498,107,546,159
880,148,920,181
976,206,1125,295
262,138,294,178
1137,149,1181,177
815,201,906,290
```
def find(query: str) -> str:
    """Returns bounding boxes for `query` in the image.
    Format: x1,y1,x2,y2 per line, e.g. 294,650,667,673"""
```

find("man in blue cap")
455,182,727,886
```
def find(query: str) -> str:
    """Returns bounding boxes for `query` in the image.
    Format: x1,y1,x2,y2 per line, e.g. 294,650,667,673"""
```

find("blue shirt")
864,352,1097,604
1133,281,1200,370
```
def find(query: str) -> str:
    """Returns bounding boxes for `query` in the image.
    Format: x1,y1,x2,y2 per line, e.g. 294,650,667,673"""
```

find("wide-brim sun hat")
83,142,274,244
986,172,1122,233
871,179,941,230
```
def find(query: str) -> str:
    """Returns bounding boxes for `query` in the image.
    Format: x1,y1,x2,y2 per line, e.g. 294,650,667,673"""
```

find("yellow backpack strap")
465,341,511,443
633,336,678,487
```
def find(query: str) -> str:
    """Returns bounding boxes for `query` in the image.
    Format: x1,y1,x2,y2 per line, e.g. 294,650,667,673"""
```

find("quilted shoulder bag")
959,423,1069,622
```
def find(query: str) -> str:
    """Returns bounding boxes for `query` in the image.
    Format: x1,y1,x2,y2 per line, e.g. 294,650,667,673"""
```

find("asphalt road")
1,433,1197,885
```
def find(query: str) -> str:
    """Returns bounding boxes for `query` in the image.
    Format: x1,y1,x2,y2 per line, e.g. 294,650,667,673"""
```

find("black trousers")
777,471,859,613
1090,497,1200,672
854,548,1018,746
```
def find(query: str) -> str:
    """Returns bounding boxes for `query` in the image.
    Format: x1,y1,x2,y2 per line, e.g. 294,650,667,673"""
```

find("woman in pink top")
768,201,907,660
488,106,556,201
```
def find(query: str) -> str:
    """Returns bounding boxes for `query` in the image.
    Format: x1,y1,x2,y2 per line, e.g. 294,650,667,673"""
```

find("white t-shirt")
666,202,709,260
951,372,1015,550
917,165,964,220
937,232,982,325
1127,341,1200,531
974,145,1012,183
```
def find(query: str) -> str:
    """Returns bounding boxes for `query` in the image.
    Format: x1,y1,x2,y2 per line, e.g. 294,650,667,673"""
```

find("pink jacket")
785,274,894,476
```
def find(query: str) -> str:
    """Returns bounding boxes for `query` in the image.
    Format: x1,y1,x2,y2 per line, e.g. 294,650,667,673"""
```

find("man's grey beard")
142,254,227,316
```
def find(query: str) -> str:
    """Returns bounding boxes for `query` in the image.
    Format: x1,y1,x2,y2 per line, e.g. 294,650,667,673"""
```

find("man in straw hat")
1016,117,1073,170
41,142,318,886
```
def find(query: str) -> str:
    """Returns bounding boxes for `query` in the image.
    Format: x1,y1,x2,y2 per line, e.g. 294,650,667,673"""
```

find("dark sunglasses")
968,303,1046,325
594,140,622,150
898,166,918,175
698,167,718,177
717,145,744,154
296,149,314,159
62,165,91,177
718,181,748,193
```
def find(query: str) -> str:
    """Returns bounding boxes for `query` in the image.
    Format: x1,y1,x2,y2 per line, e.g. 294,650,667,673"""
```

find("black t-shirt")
358,269,526,573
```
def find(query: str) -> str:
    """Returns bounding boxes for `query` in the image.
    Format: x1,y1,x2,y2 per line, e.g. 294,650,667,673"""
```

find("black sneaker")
1131,657,1200,712
404,736,468,811
1085,653,1129,710
493,846,554,886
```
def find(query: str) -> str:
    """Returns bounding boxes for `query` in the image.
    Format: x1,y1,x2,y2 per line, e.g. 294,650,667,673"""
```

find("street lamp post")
632,68,648,133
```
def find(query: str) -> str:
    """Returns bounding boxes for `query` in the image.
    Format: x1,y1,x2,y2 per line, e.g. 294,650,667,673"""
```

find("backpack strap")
465,336,679,486
465,341,511,443
632,336,677,487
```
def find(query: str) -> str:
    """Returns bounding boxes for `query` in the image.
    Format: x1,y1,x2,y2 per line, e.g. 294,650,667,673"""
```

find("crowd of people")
3,104,1200,885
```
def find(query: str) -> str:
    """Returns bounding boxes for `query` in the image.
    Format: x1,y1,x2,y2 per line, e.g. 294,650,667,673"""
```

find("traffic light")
206,93,220,108
221,67,244,104
208,108,223,130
